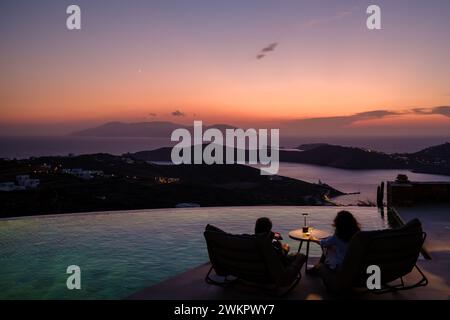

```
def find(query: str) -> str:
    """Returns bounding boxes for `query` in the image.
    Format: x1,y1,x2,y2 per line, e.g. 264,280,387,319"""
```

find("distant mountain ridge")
70,122,450,175
282,144,406,169
297,143,331,151
70,121,236,137
130,142,450,175
404,142,450,175
132,144,407,169
291,142,450,174
294,142,450,174
411,142,450,159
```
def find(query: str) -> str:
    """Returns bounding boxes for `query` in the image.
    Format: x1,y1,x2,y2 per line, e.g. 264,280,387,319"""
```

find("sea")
275,162,450,205
0,136,174,159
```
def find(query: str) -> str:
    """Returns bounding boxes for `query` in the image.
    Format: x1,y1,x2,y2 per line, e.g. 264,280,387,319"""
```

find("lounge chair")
316,218,428,294
203,224,306,296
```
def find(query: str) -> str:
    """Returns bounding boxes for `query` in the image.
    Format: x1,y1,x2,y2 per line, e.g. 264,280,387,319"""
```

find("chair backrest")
204,224,285,284
337,219,425,289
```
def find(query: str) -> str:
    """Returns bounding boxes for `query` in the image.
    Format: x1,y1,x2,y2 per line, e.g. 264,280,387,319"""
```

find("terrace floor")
394,205,450,299
128,258,448,300
129,205,450,300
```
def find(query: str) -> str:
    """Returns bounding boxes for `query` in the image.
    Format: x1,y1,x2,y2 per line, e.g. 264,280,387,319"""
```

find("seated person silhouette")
254,217,293,265
311,210,361,272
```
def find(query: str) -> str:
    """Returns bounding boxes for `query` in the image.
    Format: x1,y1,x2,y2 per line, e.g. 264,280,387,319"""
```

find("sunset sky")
1,0,450,135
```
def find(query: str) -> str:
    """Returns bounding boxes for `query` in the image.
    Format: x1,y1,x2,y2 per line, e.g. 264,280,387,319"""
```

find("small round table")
288,228,330,273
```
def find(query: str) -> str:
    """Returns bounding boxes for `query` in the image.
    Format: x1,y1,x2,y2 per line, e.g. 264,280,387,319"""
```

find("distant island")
131,142,450,176
0,153,342,218
69,121,235,137
68,121,450,175
286,142,450,175
69,121,450,175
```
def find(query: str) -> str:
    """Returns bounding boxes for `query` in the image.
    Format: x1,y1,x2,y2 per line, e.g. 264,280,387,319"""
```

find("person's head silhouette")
255,217,272,235
333,210,361,242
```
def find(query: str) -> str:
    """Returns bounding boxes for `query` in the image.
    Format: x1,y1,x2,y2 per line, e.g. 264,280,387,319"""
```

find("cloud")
433,106,450,117
411,108,429,115
289,107,450,129
289,109,398,127
261,43,278,53
256,42,278,60
148,112,157,117
280,106,450,136
171,110,185,117
354,110,400,119
306,8,355,27
411,106,450,117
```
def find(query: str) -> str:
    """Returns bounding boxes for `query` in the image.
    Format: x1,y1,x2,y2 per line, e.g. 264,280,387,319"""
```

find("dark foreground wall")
387,181,450,207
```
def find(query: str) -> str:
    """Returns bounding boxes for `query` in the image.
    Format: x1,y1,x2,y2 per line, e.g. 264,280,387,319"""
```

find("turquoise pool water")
0,206,388,299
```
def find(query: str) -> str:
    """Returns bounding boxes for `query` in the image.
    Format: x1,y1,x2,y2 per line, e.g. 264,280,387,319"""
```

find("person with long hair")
314,210,361,271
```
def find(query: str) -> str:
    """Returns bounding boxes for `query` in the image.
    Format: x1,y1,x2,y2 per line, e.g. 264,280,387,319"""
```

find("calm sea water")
1,135,449,159
0,206,387,299
0,136,174,159
276,163,450,205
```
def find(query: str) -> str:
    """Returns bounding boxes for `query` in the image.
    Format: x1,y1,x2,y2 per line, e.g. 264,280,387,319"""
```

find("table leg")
297,240,303,254
305,240,310,273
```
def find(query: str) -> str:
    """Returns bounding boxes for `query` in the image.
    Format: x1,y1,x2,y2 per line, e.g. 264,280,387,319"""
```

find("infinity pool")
0,206,388,299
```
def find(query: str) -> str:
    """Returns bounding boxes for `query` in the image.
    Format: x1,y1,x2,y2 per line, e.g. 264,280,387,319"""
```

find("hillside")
132,144,409,170
0,154,342,217
281,145,407,169
406,142,450,175
131,142,450,175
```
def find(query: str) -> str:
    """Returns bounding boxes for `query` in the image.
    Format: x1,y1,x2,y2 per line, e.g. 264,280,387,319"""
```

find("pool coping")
0,204,373,221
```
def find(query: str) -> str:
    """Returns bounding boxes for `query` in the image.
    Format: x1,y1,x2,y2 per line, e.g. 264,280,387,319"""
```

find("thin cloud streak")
171,110,185,117
256,42,278,60
411,106,450,117
305,6,357,27
278,106,450,136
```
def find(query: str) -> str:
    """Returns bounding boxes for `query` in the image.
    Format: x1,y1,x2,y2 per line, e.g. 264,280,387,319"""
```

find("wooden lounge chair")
316,218,428,294
203,224,306,296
